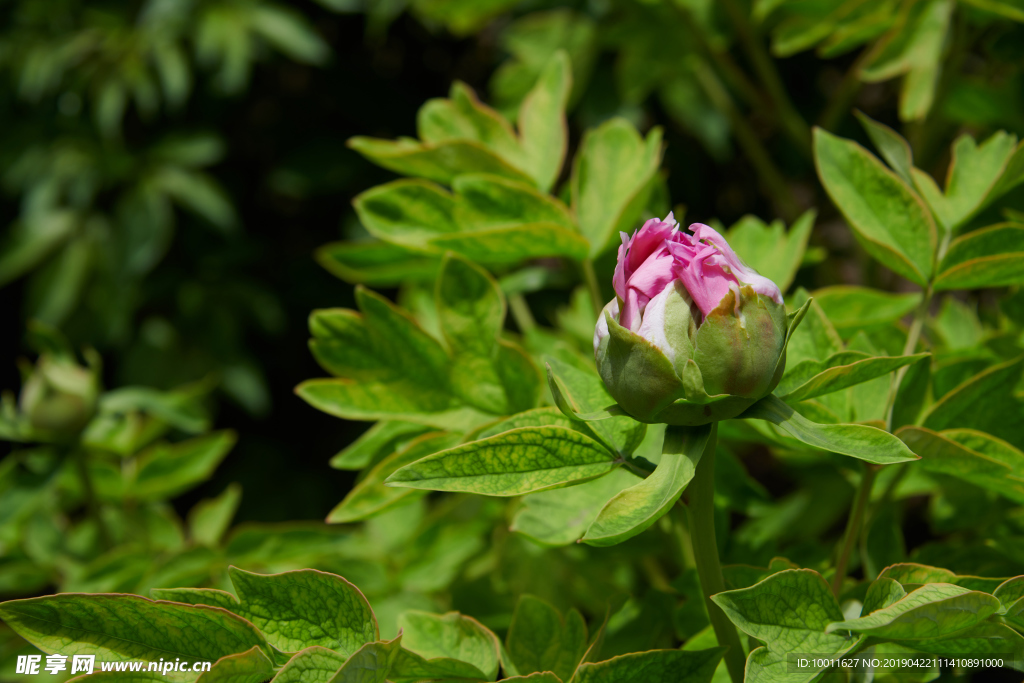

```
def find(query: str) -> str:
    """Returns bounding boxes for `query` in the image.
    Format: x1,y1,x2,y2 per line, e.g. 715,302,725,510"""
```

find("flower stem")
686,422,745,683
582,259,604,320
831,464,877,597
508,293,536,335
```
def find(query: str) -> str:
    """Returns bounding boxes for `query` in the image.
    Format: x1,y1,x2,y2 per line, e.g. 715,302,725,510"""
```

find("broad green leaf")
777,351,929,402
893,622,1024,660
935,223,1024,290
855,110,914,185
315,241,439,286
896,427,1024,503
878,563,1007,592
825,583,1001,639
353,178,587,263
862,577,907,615
385,426,618,496
389,647,489,683
327,432,460,523
582,424,711,547
517,51,571,192
132,431,237,501
572,648,724,683
469,407,579,440
510,467,639,546
858,0,953,121
995,577,1024,608
506,595,587,682
713,569,859,683
959,0,1024,21
911,131,1019,234
713,569,846,647
271,646,347,683
739,395,919,464
418,82,523,169
572,118,663,256
397,611,500,680
725,210,815,293
544,356,646,457
149,588,239,610
330,421,431,470
921,355,1024,434
225,568,378,655
197,646,275,683
188,483,242,547
437,254,541,415
500,674,560,682
812,286,920,331
327,636,402,683
814,128,936,284
347,137,533,186
0,594,270,679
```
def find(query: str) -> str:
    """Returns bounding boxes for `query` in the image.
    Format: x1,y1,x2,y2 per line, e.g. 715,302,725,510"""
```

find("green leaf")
385,426,618,496
347,137,534,186
712,569,859,683
724,210,815,293
921,355,1024,434
352,177,587,263
418,82,524,169
315,241,440,286
896,426,1024,503
327,432,460,523
935,223,1024,290
132,432,237,501
814,128,936,284
571,118,663,256
500,674,561,682
582,424,711,547
0,213,75,287
510,467,639,546
327,635,402,683
517,51,571,193
911,131,1019,234
855,110,914,185
893,622,1024,661
397,611,500,680
188,483,242,547
388,648,489,683
739,395,919,464
225,568,378,655
437,254,541,415
995,576,1024,607
544,357,646,457
572,648,724,683
197,647,275,683
777,351,930,402
825,583,1001,639
0,594,270,678
271,646,347,683
330,421,431,471
506,595,587,682
877,563,1007,592
862,577,908,615
812,286,920,331
858,0,953,121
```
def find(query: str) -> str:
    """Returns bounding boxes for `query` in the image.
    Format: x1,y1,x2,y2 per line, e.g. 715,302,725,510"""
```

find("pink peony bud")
595,214,789,425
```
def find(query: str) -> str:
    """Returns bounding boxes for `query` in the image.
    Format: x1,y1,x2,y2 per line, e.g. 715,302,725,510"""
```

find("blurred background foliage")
3,0,1024,674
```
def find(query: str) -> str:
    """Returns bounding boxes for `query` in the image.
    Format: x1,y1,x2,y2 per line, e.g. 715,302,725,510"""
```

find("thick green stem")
687,422,745,683
508,293,536,335
831,465,877,597
720,0,811,158
692,61,801,222
582,259,604,320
